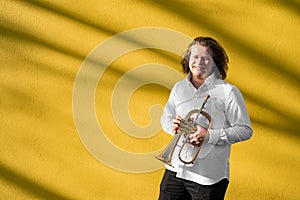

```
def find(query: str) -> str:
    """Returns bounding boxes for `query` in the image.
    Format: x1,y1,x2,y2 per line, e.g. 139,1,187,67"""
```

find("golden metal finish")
155,95,211,166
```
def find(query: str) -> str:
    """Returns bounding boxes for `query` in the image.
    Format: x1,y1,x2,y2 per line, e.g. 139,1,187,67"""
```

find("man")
158,36,253,200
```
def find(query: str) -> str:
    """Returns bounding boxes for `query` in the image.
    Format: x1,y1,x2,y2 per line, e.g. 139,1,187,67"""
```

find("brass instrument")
155,95,211,167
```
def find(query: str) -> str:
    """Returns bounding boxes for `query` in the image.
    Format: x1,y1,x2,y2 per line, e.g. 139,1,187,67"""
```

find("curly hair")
181,36,229,80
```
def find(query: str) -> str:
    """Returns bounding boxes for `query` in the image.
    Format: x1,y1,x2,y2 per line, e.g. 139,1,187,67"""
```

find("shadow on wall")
0,164,71,200
243,90,300,136
149,0,300,86
2,1,299,136
12,0,299,87
147,0,300,137
268,0,300,16
2,1,182,83
6,1,300,87
1,1,299,199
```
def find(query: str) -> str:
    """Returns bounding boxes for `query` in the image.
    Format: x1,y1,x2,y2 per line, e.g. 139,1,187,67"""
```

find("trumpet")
155,95,211,167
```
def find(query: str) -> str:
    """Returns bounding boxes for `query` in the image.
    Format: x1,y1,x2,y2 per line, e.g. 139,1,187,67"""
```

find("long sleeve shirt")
160,72,253,185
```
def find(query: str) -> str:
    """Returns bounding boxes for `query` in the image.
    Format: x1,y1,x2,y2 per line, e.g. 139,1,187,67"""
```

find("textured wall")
1,0,299,199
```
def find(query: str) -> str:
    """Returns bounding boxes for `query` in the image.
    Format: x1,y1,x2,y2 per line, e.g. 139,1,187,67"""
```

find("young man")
158,36,253,200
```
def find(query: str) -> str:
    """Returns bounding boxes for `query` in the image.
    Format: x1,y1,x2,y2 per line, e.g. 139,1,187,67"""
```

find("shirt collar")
186,72,219,89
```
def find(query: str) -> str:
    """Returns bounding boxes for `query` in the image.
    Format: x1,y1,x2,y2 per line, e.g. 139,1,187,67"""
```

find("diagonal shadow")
1,19,185,102
12,0,299,89
0,164,71,199
23,0,117,38
0,24,144,86
1,39,74,83
0,23,86,63
0,81,46,117
244,99,300,137
144,0,300,138
3,0,299,138
243,89,300,125
268,0,300,17
145,0,300,137
21,0,182,67
148,0,300,86
243,89,300,136
2,2,182,86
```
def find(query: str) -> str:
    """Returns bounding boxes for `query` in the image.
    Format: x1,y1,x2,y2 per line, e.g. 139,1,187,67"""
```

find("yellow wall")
1,0,299,199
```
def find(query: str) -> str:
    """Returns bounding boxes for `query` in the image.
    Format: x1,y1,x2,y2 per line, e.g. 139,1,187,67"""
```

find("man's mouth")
193,66,207,71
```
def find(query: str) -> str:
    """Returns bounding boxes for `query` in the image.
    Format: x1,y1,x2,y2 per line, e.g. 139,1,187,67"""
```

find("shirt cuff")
207,129,219,145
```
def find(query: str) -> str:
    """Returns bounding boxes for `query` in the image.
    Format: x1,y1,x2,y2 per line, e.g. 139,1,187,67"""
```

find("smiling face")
189,44,214,83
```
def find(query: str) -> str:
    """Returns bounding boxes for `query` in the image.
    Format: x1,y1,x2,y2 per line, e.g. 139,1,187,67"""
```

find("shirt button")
177,168,183,176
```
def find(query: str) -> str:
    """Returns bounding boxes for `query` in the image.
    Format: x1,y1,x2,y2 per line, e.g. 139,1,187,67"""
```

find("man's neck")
191,76,205,89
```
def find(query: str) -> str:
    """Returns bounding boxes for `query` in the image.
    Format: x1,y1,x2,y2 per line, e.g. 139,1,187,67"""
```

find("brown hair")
181,36,229,80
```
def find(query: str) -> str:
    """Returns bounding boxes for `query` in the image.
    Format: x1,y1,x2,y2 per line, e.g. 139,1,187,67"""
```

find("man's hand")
172,116,182,134
188,125,210,146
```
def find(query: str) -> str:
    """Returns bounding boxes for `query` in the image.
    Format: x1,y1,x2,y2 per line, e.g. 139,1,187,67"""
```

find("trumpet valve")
179,119,197,134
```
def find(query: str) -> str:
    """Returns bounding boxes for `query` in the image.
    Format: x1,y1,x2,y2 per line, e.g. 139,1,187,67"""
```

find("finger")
188,133,196,140
190,136,203,143
172,118,181,125
173,123,179,128
190,140,199,146
176,116,182,120
189,137,198,143
189,132,200,140
172,123,179,129
191,139,203,146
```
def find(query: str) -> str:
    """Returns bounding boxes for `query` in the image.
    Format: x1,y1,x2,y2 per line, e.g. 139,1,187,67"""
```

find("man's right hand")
172,116,182,134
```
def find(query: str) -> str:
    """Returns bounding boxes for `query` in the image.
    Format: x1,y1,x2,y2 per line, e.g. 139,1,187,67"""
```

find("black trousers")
158,169,229,200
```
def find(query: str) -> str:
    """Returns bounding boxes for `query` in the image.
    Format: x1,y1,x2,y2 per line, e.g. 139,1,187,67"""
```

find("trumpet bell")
154,133,182,167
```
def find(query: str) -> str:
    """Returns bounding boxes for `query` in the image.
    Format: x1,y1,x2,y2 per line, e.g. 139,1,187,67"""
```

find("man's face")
189,44,214,80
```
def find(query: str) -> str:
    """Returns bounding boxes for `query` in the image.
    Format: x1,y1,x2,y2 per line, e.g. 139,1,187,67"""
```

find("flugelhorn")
155,95,211,167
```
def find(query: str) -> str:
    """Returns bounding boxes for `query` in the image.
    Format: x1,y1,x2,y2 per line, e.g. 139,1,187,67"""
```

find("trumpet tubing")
155,95,211,166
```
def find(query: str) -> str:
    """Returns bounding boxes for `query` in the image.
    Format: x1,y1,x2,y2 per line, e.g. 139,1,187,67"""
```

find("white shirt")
160,72,253,185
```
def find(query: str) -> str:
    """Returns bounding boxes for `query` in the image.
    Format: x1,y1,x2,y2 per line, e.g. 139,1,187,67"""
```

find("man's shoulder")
216,79,237,91
172,79,189,90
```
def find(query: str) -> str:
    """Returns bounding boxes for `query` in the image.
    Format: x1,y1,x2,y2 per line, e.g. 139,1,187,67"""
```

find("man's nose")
200,57,206,65
194,57,205,65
